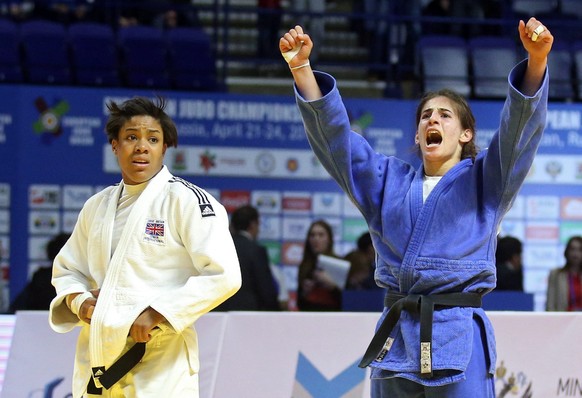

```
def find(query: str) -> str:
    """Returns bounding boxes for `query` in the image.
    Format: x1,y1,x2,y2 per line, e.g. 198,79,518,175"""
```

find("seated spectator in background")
422,0,453,35
495,236,524,291
151,0,201,30
257,0,283,60
32,0,99,25
344,232,378,290
422,0,485,37
214,205,280,311
10,232,70,312
546,236,582,311
0,1,35,22
297,219,342,311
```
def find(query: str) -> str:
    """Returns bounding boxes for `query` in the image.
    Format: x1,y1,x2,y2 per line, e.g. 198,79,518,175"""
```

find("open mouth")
426,130,442,147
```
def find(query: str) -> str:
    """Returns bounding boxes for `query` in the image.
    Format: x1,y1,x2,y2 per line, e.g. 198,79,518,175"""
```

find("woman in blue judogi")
279,17,553,397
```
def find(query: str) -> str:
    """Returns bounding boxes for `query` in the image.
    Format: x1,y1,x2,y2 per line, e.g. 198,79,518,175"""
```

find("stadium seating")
117,25,170,89
68,22,120,87
20,19,72,85
469,36,518,99
166,27,219,91
0,19,22,83
417,35,471,97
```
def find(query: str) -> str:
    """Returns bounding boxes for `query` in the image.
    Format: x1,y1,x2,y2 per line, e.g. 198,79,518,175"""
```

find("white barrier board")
2,312,582,397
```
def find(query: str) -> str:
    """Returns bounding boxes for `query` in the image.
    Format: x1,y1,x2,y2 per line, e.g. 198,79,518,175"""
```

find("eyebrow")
422,107,453,114
123,126,162,133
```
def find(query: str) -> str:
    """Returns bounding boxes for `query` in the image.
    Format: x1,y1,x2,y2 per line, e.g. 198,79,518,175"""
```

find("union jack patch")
144,219,166,245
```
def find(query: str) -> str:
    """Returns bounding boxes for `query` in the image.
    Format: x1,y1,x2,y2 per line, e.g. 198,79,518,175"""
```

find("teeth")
426,130,442,146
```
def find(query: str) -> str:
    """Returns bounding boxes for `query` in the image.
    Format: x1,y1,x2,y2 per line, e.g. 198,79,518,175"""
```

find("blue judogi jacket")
295,60,548,386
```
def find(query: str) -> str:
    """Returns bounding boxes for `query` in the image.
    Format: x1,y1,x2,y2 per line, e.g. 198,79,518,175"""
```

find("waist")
384,291,482,311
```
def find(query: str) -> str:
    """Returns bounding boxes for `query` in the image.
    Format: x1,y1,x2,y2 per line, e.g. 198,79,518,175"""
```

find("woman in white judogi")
49,97,241,397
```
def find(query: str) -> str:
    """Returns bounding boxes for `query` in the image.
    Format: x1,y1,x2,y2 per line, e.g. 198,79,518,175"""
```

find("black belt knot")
358,291,482,378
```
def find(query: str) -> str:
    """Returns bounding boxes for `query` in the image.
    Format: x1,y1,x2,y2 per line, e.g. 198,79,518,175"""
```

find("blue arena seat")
20,19,72,85
117,25,170,89
0,19,23,83
166,27,220,91
511,0,555,16
562,0,582,19
417,35,471,97
68,22,120,87
546,41,574,101
469,36,518,99
572,40,582,101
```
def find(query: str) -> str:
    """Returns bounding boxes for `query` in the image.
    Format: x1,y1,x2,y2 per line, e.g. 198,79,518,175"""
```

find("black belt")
358,291,482,377
87,342,146,394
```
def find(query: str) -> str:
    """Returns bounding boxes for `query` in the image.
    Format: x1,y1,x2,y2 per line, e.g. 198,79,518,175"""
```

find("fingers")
522,17,550,43
280,25,312,64
79,298,97,324
129,325,152,343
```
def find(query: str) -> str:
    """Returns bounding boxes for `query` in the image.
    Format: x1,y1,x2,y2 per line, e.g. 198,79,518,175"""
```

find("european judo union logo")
292,352,366,398
32,97,70,142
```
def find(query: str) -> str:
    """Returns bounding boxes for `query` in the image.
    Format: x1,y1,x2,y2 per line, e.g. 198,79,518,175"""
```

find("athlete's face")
111,115,167,185
415,96,472,176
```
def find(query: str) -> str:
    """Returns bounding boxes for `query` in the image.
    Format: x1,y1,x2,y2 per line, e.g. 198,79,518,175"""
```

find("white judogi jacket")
49,166,241,396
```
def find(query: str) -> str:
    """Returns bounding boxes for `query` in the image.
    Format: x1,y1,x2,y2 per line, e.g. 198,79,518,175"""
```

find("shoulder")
166,176,224,217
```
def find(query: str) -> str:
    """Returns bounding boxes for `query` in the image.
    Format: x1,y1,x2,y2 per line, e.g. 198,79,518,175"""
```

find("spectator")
291,0,325,63
215,205,280,311
151,0,201,30
297,219,342,311
422,0,453,35
32,0,98,25
10,232,71,312
257,0,283,60
495,236,524,291
344,232,378,290
422,0,485,38
0,1,35,22
546,236,582,311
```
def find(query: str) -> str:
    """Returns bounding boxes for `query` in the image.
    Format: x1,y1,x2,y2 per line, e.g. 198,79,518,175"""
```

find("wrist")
290,61,310,71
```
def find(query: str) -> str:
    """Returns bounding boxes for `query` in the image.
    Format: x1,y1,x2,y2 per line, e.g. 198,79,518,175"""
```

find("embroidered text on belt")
358,291,482,377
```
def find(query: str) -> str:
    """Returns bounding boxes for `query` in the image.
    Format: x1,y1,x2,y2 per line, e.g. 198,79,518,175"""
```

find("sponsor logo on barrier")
495,360,532,398
557,378,582,396
292,352,366,398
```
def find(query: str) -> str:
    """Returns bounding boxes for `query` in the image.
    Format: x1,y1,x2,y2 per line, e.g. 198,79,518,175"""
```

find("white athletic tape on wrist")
290,61,310,71
71,291,93,316
282,41,303,63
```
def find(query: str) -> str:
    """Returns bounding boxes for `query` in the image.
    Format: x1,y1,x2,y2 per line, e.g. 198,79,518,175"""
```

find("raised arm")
518,17,553,96
280,25,322,100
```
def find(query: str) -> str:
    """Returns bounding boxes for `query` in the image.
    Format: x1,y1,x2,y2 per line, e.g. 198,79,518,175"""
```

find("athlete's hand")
130,307,166,343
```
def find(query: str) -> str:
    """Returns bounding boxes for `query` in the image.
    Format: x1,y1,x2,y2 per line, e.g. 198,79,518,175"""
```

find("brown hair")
298,220,335,281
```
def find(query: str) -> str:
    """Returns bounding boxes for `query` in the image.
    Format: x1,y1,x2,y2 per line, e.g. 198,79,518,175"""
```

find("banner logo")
292,352,366,398
32,97,70,140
